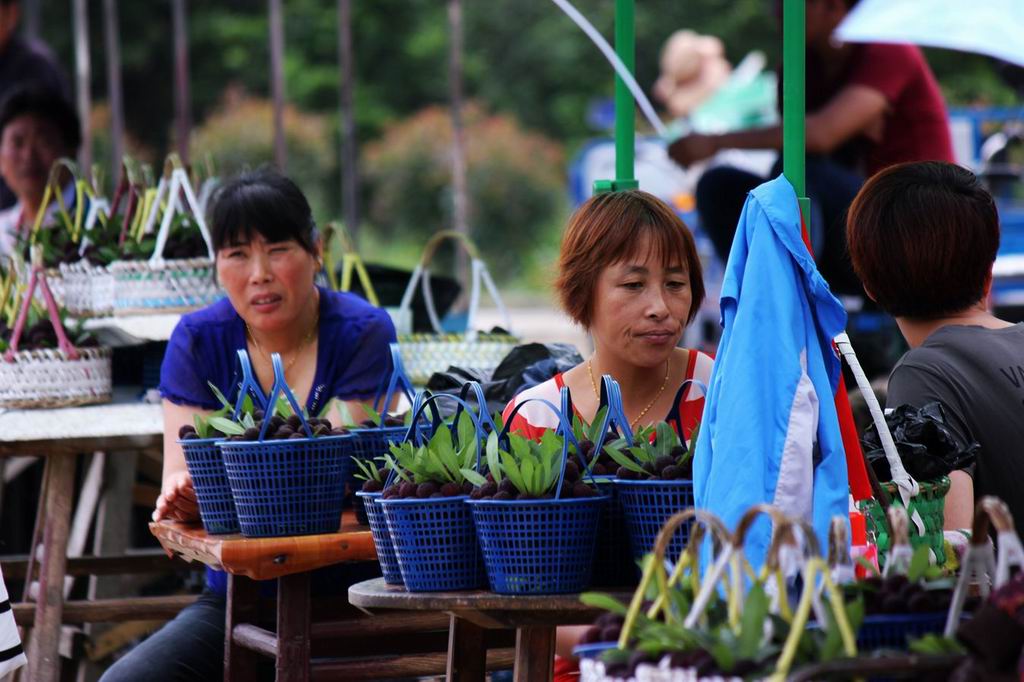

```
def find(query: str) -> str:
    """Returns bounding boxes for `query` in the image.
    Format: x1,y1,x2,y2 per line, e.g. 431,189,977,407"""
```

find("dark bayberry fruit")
289,433,305,439
469,488,483,500
416,482,439,498
399,482,418,499
655,455,675,472
314,425,330,437
642,462,657,475
362,479,383,493
382,485,400,499
287,414,303,430
360,418,377,428
670,445,687,459
662,465,683,480
516,493,535,500
881,595,905,613
243,427,260,441
493,490,513,501
178,425,197,439
600,625,621,642
479,482,497,497
563,461,580,482
498,478,516,495
592,463,607,476
580,625,602,644
440,482,462,497
181,431,200,440
615,466,635,480
269,415,286,429
579,440,594,458
907,591,933,613
377,467,388,480
331,428,348,436
253,409,265,420
572,483,597,498
485,472,495,483
462,480,474,494
430,492,444,498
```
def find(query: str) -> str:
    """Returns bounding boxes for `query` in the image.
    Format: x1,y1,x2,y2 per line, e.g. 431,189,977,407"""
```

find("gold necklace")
587,357,671,429
246,309,319,378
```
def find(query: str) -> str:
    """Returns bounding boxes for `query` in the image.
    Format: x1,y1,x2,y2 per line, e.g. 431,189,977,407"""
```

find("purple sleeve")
159,321,220,409
333,312,397,401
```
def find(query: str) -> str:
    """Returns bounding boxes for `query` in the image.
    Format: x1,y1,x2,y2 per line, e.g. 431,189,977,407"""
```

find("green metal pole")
782,0,811,233
594,0,638,194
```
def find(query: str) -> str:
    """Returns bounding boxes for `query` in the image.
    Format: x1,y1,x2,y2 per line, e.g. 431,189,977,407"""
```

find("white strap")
149,168,215,264
945,540,994,637
79,197,111,256
397,255,513,338
834,332,923,535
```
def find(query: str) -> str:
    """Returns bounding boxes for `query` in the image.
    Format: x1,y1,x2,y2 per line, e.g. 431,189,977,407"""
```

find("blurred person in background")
669,0,955,302
0,0,70,209
0,88,80,259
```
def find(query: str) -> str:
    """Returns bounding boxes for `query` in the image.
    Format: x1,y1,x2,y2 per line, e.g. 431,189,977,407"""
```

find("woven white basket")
0,346,112,409
396,231,517,385
58,260,114,317
110,163,221,315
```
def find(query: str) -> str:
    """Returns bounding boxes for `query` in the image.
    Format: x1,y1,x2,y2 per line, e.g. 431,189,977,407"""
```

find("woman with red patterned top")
503,188,712,453
502,189,713,678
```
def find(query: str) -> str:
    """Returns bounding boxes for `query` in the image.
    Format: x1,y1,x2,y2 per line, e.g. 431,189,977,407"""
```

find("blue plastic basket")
615,479,695,563
857,613,950,650
181,437,240,535
380,495,482,591
344,426,410,506
220,434,351,537
591,478,634,587
356,491,403,585
467,495,607,594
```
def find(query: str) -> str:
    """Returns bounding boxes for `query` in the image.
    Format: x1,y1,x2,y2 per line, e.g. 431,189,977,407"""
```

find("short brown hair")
846,161,999,319
555,190,705,327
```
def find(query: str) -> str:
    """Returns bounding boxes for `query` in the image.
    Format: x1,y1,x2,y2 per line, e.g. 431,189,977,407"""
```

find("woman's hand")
152,469,199,523
667,133,719,167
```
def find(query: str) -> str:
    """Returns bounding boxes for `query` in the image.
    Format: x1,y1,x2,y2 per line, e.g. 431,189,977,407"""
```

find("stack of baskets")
183,351,351,538
110,157,221,315
0,252,111,409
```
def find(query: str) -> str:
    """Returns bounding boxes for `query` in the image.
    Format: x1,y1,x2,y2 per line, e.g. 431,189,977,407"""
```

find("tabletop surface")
0,402,164,455
150,515,376,581
348,577,632,613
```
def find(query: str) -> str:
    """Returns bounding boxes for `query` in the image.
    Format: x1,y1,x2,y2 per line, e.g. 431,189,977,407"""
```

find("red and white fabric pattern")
502,349,713,440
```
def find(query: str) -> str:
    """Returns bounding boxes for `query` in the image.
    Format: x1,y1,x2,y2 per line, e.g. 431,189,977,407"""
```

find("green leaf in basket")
460,469,487,487
588,406,609,446
456,411,475,452
193,413,208,439
520,457,536,495
317,398,335,419
273,394,292,418
604,444,647,475
579,592,629,616
241,393,254,416
500,451,526,493
737,583,768,660
363,404,382,427
241,412,255,430
907,544,931,582
352,456,377,482
485,432,502,483
683,419,701,465
207,381,232,411
208,416,245,436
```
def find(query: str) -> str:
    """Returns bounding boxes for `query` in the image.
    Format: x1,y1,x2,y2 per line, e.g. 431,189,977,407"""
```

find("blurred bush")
362,103,566,283
188,87,336,220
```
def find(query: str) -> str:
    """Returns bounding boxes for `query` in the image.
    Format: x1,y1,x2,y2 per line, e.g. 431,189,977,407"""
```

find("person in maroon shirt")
670,0,955,299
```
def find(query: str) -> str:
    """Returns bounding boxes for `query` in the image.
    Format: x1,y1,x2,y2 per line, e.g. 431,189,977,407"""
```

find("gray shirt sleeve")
886,362,977,478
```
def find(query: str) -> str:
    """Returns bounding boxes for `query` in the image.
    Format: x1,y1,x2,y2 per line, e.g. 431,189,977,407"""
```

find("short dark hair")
556,189,705,327
209,169,318,254
0,87,80,153
846,161,1000,319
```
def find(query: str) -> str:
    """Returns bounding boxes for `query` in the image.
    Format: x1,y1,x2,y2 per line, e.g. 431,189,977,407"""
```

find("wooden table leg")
26,452,75,682
446,614,486,682
276,571,310,682
513,626,555,682
226,574,261,682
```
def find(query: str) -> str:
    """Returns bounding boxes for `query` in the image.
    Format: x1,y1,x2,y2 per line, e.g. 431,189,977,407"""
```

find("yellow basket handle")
323,221,380,306
29,158,84,244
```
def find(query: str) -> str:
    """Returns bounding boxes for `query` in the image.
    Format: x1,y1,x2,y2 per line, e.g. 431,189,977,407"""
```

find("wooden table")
152,516,383,681
348,578,632,682
0,402,163,682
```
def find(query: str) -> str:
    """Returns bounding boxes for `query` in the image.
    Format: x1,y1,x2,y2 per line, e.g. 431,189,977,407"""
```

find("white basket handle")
397,230,513,338
147,156,215,264
834,332,925,537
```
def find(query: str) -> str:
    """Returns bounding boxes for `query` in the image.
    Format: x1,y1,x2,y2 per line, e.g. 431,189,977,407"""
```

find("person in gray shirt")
846,160,1023,532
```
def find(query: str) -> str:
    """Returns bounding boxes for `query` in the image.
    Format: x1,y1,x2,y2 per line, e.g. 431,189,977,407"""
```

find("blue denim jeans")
99,591,230,682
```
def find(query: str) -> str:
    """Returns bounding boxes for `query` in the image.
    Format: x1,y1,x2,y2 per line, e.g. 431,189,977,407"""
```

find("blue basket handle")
497,386,588,499
453,381,498,435
591,374,633,460
258,353,315,440
372,343,416,415
393,392,487,483
233,349,268,419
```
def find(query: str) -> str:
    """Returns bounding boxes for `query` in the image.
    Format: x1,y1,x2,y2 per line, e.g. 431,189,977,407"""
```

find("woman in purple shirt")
102,170,395,681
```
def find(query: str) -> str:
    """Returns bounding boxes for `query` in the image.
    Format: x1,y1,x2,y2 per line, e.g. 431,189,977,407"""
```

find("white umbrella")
836,0,1024,68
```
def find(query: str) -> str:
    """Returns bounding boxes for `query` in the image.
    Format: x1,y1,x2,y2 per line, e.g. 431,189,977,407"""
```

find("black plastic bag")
424,342,583,417
862,401,979,482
